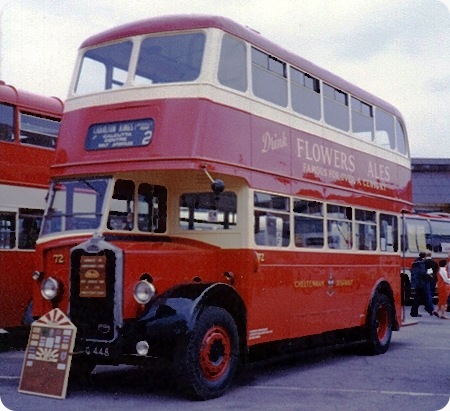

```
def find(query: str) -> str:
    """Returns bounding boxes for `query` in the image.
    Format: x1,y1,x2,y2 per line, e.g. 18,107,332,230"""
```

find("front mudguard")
138,282,245,357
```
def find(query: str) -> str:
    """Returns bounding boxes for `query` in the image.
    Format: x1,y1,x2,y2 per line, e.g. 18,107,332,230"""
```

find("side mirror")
202,166,225,194
211,179,225,195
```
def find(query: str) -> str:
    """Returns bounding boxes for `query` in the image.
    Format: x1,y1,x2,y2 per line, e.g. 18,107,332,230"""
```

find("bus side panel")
0,251,33,328
0,142,54,188
245,251,401,345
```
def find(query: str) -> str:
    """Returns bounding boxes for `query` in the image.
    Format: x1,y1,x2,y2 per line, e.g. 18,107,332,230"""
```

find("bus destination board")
85,118,154,150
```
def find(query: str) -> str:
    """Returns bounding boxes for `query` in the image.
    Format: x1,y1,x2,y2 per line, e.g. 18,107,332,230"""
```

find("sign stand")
18,308,77,399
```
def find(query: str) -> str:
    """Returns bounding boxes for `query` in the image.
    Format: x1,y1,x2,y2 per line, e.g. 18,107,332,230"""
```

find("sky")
0,0,448,159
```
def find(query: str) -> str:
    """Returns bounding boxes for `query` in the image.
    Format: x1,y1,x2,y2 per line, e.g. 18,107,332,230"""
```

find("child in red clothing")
436,259,450,319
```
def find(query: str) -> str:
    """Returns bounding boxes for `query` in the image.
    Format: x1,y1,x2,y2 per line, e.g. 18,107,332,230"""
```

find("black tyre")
364,293,393,355
175,306,239,400
69,355,96,383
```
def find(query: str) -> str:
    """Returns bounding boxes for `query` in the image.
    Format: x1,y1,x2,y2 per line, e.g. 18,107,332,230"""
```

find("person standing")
436,259,450,319
425,249,439,306
410,252,435,317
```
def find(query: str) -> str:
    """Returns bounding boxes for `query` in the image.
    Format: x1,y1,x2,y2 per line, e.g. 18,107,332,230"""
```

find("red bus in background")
0,81,62,334
31,15,412,399
401,212,450,303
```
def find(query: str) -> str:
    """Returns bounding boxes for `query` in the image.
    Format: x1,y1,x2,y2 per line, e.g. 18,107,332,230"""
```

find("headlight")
41,277,60,300
133,280,155,304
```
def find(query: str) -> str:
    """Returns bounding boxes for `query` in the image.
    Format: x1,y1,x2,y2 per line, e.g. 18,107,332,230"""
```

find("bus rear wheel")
363,293,393,355
175,306,239,400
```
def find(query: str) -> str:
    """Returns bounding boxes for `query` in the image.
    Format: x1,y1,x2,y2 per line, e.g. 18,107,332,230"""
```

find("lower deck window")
0,213,15,249
18,209,43,249
254,192,289,247
327,205,352,250
0,209,42,249
294,200,324,248
179,191,237,230
355,209,377,251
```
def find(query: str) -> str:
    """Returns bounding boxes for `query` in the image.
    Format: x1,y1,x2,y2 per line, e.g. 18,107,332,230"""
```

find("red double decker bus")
0,81,62,335
31,15,411,399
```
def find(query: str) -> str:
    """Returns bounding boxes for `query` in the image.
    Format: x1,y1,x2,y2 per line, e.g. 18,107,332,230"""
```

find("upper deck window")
323,84,349,131
351,97,374,142
375,108,395,150
19,113,60,149
251,48,287,107
218,34,247,92
290,67,321,120
134,33,205,85
395,118,408,155
0,103,14,142
75,41,133,94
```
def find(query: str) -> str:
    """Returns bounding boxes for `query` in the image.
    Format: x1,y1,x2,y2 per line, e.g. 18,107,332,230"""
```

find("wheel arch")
368,280,399,331
140,282,247,359
191,283,247,359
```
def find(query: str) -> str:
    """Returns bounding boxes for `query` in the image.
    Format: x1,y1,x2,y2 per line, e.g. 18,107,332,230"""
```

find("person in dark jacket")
410,252,435,317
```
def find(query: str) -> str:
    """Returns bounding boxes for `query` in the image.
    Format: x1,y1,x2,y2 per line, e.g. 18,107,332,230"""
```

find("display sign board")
85,118,154,150
19,308,76,399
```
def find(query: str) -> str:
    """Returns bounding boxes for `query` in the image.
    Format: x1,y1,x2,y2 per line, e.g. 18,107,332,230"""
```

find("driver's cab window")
108,180,135,231
138,184,167,233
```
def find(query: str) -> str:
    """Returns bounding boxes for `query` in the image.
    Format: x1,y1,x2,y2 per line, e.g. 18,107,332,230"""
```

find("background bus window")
0,103,14,142
374,108,395,150
404,217,429,253
254,192,289,247
380,214,398,252
18,209,43,249
323,84,349,131
179,191,237,231
251,48,287,107
19,113,60,148
327,204,352,250
293,199,324,248
351,97,374,142
218,34,247,92
429,219,450,253
290,68,321,120
0,213,16,249
355,209,376,251
137,184,167,233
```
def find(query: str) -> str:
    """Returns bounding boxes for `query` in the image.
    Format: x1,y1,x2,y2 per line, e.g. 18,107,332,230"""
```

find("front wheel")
363,293,393,355
69,355,96,384
175,306,239,400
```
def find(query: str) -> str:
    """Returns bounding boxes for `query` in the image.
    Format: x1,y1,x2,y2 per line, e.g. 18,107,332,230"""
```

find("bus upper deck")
53,15,411,213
